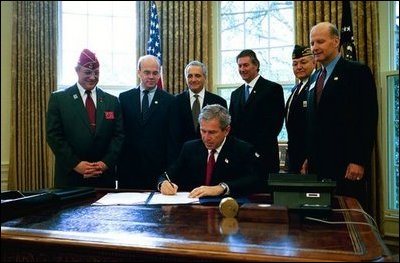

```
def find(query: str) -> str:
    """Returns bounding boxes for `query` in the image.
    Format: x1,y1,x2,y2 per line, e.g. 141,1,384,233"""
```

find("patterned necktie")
192,94,200,129
244,84,250,101
316,68,327,105
85,90,96,133
205,149,216,186
142,90,150,120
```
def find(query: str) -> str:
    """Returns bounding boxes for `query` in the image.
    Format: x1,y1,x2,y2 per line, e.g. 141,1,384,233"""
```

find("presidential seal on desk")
219,197,239,218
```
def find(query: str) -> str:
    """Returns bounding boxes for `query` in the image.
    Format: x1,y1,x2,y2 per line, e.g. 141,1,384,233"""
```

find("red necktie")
205,149,216,186
85,90,96,132
316,68,326,105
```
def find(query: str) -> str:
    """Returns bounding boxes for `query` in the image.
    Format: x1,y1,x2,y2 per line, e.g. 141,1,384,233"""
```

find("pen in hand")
164,172,175,189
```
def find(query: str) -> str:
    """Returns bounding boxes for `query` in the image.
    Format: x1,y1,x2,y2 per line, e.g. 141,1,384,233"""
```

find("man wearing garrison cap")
46,49,124,188
284,45,315,173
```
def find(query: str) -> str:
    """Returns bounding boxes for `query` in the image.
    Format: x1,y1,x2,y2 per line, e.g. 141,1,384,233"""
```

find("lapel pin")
73,94,78,99
255,152,260,158
155,101,158,104
334,77,339,80
225,158,229,164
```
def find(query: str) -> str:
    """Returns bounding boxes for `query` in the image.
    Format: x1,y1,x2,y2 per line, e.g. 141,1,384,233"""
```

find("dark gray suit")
174,90,227,151
306,57,378,209
46,85,124,187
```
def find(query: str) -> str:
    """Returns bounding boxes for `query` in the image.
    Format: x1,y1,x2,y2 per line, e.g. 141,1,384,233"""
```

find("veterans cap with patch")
292,45,313,59
77,49,99,69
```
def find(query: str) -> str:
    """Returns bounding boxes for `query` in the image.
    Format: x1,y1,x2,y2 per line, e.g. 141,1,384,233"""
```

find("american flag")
147,1,163,88
340,1,357,61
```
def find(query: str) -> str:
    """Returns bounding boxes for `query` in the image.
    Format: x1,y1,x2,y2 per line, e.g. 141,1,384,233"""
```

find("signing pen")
164,172,175,188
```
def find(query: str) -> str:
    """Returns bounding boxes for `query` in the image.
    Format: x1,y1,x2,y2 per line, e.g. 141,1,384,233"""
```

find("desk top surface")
1,190,393,262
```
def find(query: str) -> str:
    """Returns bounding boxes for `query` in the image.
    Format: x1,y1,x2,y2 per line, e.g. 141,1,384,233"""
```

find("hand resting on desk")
160,180,225,198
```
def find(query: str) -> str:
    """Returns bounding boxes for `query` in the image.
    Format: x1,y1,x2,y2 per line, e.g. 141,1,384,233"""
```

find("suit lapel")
96,88,105,132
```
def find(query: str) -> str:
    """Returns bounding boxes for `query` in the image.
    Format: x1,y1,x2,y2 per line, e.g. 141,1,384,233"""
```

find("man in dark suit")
229,49,285,182
46,49,124,188
302,22,378,210
158,104,262,198
175,60,227,151
117,55,178,189
284,45,316,173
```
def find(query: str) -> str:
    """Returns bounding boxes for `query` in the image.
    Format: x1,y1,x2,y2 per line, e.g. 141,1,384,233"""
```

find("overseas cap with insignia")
292,45,313,59
77,49,100,69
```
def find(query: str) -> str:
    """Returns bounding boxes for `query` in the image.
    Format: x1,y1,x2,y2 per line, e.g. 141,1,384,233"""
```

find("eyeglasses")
81,69,100,77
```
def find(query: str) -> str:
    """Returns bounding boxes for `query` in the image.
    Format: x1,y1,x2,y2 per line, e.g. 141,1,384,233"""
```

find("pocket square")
104,111,115,120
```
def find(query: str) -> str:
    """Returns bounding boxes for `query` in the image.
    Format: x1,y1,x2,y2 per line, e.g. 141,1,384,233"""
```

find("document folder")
268,174,336,212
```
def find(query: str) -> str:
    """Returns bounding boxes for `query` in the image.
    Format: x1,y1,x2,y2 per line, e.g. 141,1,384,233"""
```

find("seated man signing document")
158,104,263,198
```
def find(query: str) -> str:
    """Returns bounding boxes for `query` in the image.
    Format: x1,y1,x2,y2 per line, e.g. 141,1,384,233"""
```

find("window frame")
378,1,399,240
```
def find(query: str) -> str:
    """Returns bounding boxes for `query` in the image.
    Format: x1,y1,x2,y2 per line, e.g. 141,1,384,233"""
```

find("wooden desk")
1,190,393,262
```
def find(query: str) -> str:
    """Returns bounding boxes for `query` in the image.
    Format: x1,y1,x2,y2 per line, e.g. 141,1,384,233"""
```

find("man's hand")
74,161,105,178
189,185,225,198
160,180,178,195
345,163,364,181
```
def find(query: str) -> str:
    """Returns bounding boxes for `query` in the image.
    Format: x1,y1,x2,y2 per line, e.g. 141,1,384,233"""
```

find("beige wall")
1,1,12,190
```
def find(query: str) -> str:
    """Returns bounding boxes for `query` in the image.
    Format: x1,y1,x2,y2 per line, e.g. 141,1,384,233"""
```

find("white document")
148,192,199,205
92,192,149,205
92,192,199,205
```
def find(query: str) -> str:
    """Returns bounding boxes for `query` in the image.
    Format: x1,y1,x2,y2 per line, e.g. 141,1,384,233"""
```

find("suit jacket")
117,87,179,189
162,136,263,196
306,57,378,207
46,85,124,188
174,89,227,151
229,76,285,176
284,81,310,173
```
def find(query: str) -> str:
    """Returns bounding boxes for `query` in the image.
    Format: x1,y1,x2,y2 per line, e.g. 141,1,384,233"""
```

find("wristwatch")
219,182,228,195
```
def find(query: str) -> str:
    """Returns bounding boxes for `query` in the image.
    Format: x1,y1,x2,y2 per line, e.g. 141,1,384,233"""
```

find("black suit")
229,76,285,178
117,87,179,189
46,85,124,187
174,90,227,151
284,81,310,173
306,57,378,209
161,136,263,196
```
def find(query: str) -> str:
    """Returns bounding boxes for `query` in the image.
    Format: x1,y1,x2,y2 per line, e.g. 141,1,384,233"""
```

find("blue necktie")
244,85,250,101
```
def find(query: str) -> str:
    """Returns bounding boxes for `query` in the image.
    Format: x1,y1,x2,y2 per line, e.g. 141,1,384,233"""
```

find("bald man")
117,55,179,189
302,22,378,211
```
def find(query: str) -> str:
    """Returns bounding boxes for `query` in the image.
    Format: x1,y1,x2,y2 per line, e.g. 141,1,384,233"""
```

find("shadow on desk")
1,189,394,262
